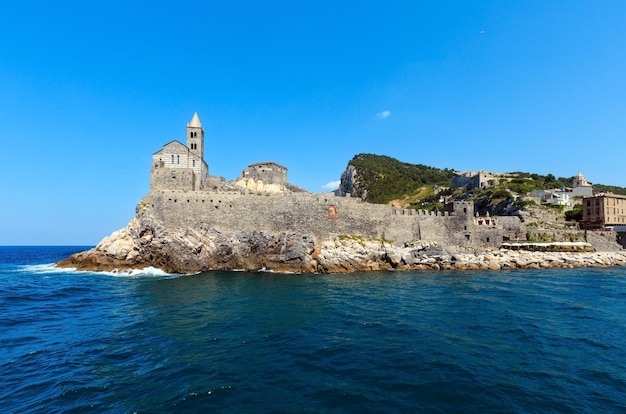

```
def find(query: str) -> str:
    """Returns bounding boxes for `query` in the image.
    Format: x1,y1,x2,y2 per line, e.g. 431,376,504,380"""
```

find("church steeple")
186,112,204,160
188,112,202,128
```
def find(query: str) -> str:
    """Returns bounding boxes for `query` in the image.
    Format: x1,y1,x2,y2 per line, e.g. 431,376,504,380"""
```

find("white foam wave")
20,264,180,279
21,264,70,274
103,266,177,278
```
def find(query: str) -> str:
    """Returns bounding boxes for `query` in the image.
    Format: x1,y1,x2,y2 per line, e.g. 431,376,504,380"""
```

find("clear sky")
1,1,625,245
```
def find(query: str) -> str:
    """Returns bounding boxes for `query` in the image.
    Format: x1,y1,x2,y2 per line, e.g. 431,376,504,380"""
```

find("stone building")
242,161,288,185
451,171,510,190
572,172,593,197
581,193,626,229
150,113,209,191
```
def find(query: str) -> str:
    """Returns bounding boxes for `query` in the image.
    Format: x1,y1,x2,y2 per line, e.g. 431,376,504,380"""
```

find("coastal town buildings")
581,193,626,229
529,173,592,208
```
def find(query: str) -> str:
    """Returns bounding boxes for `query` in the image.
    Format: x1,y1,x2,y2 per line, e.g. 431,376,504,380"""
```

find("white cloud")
376,110,391,119
321,180,341,190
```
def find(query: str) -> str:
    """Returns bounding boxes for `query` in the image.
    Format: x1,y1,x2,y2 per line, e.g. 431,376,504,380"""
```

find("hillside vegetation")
342,154,626,208
346,154,454,204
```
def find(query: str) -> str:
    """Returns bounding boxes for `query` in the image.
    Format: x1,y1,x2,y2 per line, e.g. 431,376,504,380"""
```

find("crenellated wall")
146,189,526,248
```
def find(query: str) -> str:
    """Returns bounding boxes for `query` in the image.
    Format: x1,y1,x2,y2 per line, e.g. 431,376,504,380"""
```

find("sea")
1,246,626,413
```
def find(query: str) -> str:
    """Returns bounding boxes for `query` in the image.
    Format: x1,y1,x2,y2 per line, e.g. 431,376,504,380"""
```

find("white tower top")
187,112,202,128
573,172,590,188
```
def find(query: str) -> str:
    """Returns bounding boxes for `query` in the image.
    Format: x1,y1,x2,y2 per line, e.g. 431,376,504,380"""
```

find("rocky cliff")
338,163,366,199
57,197,319,274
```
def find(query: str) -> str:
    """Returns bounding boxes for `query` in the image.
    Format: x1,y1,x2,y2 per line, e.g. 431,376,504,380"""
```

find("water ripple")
2,249,626,412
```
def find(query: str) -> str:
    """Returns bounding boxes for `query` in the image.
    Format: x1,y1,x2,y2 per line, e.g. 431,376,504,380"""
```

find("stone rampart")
147,189,526,248
150,168,196,191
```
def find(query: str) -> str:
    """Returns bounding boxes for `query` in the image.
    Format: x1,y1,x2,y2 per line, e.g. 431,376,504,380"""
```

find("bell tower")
186,112,204,161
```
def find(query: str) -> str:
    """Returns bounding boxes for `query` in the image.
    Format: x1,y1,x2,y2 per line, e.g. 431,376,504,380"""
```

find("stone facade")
451,171,510,190
242,161,288,185
581,193,626,229
572,172,593,197
151,113,209,191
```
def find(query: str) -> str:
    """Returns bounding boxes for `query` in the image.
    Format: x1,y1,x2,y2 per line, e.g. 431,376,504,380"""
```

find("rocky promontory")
57,197,626,274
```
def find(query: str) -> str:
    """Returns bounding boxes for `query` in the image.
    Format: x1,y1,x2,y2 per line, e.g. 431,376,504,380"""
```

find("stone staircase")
586,231,623,252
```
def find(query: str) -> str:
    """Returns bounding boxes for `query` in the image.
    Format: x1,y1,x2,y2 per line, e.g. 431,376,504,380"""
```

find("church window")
193,160,195,167
190,132,193,138
194,132,197,137
177,155,180,164
171,155,174,164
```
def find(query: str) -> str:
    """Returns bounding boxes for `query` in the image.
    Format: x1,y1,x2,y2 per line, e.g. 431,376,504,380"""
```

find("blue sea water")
1,246,626,413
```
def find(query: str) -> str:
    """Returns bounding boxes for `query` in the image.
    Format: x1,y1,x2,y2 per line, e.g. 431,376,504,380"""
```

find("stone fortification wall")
150,190,390,240
147,190,526,248
206,175,225,189
150,168,196,191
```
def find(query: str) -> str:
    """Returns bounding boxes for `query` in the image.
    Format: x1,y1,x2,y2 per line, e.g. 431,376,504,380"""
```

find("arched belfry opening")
186,112,204,160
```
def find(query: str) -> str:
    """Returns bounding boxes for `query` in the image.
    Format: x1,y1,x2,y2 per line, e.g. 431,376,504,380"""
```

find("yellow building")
581,194,626,229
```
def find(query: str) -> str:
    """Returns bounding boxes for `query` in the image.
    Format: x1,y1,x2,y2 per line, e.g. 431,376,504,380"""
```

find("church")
150,113,209,191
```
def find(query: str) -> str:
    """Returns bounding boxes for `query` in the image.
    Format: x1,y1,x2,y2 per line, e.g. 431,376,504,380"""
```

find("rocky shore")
317,238,626,273
57,210,626,274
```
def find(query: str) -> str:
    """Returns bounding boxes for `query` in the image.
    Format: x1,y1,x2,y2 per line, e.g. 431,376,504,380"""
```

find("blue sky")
1,1,625,245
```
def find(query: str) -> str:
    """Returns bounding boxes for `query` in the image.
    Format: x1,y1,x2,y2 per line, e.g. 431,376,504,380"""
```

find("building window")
193,160,195,167
177,155,180,164
171,155,174,164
